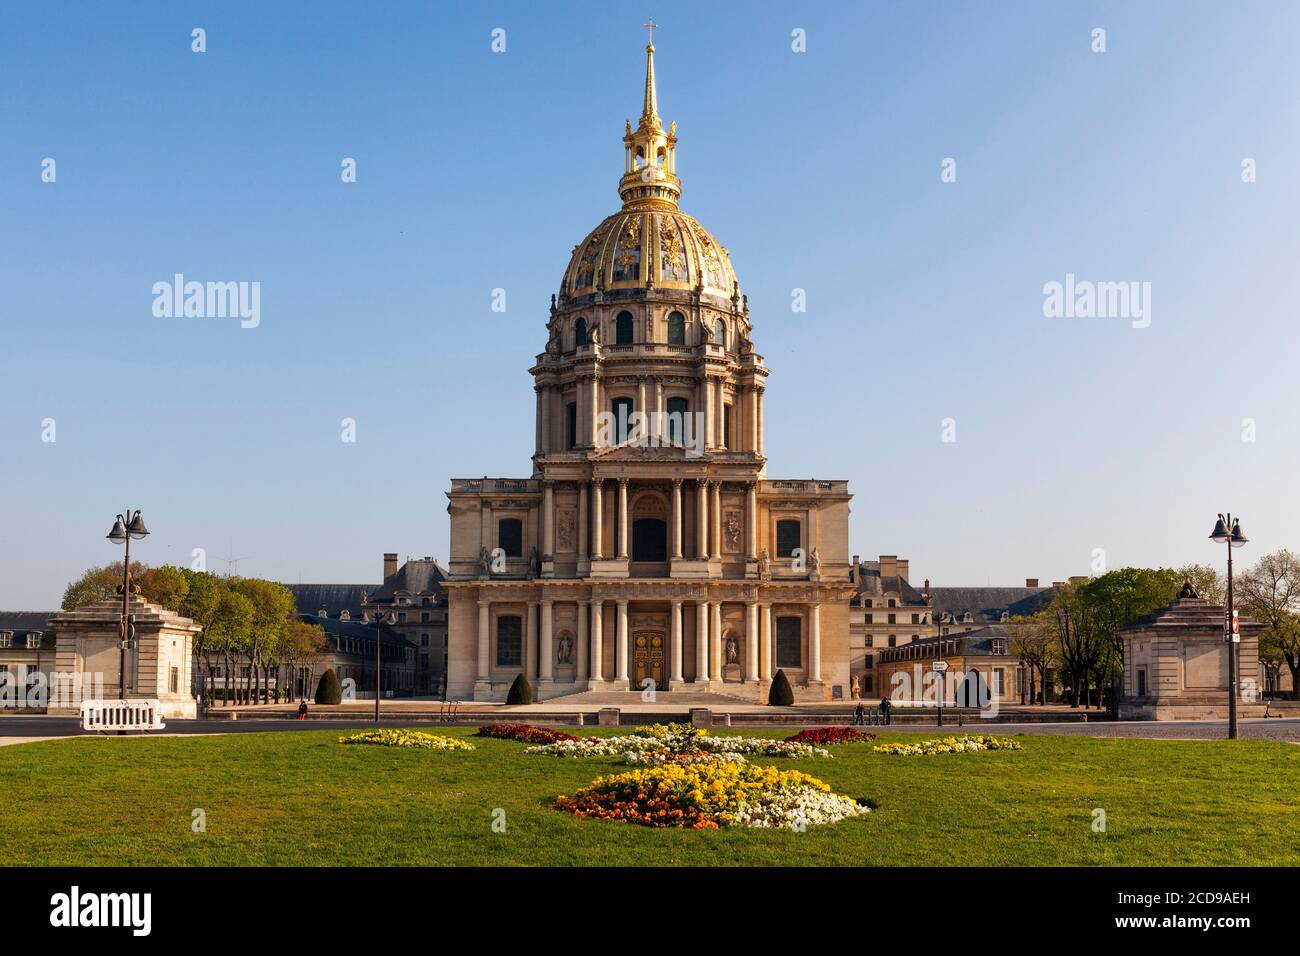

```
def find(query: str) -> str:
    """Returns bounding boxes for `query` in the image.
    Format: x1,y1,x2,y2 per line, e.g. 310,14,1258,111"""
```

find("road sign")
932,660,949,673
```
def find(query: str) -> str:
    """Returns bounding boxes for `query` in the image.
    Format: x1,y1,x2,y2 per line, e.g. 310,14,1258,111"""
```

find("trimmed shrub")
768,669,795,706
315,669,342,705
506,673,533,705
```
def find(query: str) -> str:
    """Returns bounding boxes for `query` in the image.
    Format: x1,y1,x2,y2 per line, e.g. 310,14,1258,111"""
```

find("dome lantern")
619,21,681,211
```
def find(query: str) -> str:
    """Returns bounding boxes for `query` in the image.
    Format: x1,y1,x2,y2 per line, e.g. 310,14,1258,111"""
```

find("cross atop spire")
644,18,656,45
641,20,659,122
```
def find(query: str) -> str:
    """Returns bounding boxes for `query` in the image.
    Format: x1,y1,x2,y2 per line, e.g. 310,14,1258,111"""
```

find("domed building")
443,30,855,703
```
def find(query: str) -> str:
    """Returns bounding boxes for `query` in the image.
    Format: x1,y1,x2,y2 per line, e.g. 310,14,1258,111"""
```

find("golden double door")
632,632,666,691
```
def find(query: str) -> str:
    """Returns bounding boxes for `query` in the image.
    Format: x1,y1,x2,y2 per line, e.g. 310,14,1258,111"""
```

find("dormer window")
0,632,11,648
25,632,41,648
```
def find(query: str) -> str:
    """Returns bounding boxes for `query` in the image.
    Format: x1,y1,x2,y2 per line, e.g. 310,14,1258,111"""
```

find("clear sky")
3,1,1298,610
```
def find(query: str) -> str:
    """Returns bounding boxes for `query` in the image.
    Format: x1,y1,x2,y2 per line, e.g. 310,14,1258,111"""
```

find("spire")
642,19,658,123
619,22,680,209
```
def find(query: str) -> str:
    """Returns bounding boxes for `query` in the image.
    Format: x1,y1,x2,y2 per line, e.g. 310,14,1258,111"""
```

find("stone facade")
1119,583,1266,720
46,595,200,718
443,38,855,702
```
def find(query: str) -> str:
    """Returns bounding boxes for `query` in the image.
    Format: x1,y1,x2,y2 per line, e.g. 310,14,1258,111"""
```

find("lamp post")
932,660,948,728
372,609,392,723
1209,514,1248,740
106,510,149,702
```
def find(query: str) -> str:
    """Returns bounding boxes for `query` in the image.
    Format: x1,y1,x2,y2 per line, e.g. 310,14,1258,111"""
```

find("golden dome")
561,209,739,300
559,29,740,303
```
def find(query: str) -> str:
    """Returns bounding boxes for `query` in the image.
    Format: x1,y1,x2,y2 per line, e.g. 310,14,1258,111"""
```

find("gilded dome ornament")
557,31,740,304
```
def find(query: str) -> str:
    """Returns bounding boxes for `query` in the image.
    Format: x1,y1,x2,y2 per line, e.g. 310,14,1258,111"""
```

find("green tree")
1177,563,1225,605
768,669,795,706
61,561,146,610
138,565,189,612
315,668,342,705
206,587,254,705
227,577,296,705
1076,568,1182,710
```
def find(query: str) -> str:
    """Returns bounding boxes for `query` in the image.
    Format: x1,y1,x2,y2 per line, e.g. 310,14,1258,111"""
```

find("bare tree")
1238,550,1300,699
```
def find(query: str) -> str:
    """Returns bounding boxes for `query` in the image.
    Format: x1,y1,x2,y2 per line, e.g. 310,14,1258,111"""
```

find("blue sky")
3,1,1298,609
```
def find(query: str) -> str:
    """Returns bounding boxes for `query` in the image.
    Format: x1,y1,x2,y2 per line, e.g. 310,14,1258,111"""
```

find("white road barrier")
80,699,166,733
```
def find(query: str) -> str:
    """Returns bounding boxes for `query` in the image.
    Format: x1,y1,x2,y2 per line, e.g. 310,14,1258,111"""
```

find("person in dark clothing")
879,696,892,726
852,702,865,726
297,700,308,720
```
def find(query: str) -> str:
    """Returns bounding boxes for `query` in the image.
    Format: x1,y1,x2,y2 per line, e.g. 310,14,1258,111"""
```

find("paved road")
3,715,1299,742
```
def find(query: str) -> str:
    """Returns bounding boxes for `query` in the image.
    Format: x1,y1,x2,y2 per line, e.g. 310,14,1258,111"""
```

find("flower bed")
339,729,474,751
871,735,1022,756
525,730,830,760
554,763,870,829
475,723,578,745
785,727,877,746
623,749,748,767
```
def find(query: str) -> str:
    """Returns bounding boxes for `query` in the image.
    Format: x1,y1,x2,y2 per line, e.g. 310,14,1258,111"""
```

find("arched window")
776,617,802,668
666,397,689,444
611,398,633,444
616,311,634,345
776,519,801,558
667,311,685,345
497,518,523,558
574,317,587,347
712,318,725,347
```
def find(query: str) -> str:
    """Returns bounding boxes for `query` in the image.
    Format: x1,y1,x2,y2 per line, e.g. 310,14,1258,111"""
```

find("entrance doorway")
632,632,666,692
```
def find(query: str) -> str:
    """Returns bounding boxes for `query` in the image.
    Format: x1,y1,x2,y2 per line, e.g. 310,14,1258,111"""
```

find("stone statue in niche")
725,633,740,666
557,633,573,665
757,547,770,579
528,547,540,577
809,547,821,572
478,547,492,578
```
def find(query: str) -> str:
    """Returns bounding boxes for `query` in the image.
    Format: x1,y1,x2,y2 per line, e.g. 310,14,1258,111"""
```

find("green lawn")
2,728,1295,866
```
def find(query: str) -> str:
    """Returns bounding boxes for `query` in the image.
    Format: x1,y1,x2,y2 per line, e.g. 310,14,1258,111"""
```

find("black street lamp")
1209,513,1248,740
372,609,392,722
107,510,149,706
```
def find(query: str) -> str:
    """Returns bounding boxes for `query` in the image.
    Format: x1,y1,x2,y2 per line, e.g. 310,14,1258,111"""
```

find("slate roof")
0,611,55,634
927,587,1051,624
878,625,1014,663
297,613,416,652
286,584,371,620
370,559,446,603
851,561,929,607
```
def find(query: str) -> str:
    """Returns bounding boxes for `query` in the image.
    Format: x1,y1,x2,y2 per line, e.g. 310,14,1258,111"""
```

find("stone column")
809,603,822,682
710,601,723,682
542,481,554,558
477,599,491,681
591,478,603,559
615,599,630,684
589,373,601,447
535,387,543,456
589,600,603,684
617,477,629,559
696,479,709,559
759,603,772,680
749,384,759,451
539,599,554,684
714,379,725,447
525,601,539,680
654,378,665,435
745,602,758,682
710,481,722,561
637,376,648,436
695,601,709,683
756,387,764,456
746,481,758,559
576,600,589,683
700,375,711,449
670,600,684,685
671,478,683,559
578,482,589,560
